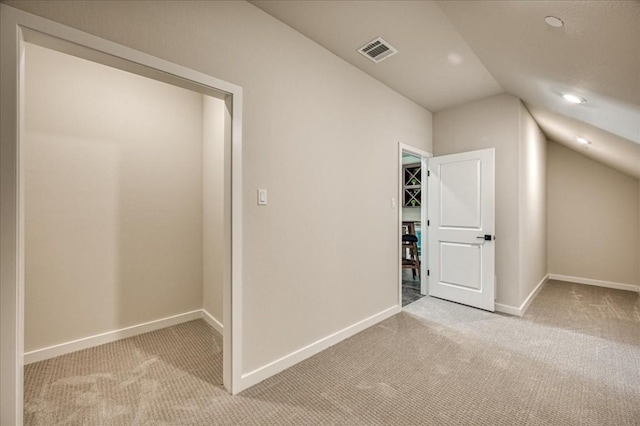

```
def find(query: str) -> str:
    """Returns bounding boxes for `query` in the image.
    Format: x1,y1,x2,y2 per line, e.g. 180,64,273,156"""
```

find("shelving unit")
403,163,421,207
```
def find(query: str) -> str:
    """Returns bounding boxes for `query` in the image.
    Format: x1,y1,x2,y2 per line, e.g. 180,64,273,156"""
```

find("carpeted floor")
24,280,640,425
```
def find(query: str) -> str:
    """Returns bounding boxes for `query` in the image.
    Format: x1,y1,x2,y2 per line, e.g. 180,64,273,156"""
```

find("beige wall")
518,102,547,300
24,43,205,351
547,141,639,286
433,94,521,307
402,208,421,222
433,94,548,308
8,1,433,373
202,96,226,323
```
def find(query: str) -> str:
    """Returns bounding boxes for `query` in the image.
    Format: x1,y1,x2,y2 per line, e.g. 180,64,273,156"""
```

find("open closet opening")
1,9,245,422
21,39,233,418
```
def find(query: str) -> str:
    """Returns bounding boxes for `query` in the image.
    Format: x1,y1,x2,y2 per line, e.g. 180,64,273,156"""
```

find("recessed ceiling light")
576,137,591,145
562,93,587,104
545,16,564,28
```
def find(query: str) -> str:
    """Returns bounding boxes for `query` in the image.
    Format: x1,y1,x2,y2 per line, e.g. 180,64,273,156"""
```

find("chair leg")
403,239,421,280
413,242,420,279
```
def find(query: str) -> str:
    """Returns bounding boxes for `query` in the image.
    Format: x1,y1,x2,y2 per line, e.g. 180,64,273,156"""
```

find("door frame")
398,143,432,306
0,5,244,424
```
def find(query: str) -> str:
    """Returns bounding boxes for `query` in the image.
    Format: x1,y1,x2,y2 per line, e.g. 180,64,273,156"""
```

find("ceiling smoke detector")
357,37,398,63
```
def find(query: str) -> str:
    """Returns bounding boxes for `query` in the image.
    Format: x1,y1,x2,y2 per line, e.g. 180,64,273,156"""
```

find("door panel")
428,148,495,311
440,160,481,228
440,242,481,290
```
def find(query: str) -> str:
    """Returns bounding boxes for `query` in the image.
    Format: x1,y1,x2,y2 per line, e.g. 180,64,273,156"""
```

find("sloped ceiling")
438,0,640,179
252,0,640,180
251,0,503,112
527,104,640,180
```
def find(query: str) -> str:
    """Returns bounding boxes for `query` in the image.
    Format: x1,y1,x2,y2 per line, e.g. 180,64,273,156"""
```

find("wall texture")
9,1,433,373
433,94,521,307
547,141,639,286
24,43,205,351
518,102,547,300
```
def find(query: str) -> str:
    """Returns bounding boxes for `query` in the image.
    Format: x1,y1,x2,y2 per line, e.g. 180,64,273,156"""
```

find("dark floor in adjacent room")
24,280,640,425
401,269,424,307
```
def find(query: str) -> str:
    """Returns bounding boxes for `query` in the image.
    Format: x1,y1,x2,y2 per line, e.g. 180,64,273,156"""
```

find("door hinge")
427,220,430,226
427,269,430,276
427,170,430,177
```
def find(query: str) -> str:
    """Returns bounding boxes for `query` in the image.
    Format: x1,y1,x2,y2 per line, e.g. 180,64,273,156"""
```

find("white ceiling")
438,0,640,178
252,0,640,180
526,103,640,180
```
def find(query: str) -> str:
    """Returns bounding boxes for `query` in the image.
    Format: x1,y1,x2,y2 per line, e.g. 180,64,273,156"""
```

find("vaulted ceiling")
252,0,640,180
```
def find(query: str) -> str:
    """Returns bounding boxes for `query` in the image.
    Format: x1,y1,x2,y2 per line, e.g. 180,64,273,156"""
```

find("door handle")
476,235,494,241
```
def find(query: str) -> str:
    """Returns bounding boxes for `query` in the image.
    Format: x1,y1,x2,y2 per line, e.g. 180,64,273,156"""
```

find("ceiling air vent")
357,37,398,63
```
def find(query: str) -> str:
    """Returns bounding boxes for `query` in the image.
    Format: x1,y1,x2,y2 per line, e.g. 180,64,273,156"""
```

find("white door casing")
1,6,244,424
428,148,495,311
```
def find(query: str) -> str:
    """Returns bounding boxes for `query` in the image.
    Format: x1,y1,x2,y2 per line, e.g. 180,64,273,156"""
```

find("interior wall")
24,43,205,351
518,102,547,300
433,94,521,307
402,208,421,222
6,1,433,374
202,96,226,324
547,141,639,286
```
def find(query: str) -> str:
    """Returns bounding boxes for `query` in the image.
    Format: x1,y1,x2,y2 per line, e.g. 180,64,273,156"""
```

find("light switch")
391,198,397,209
257,189,267,206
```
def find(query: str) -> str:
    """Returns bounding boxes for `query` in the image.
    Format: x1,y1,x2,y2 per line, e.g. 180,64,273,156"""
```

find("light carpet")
24,280,640,425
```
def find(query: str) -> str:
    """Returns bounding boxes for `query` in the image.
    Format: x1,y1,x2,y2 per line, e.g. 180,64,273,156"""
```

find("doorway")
398,145,496,312
1,8,243,424
398,144,431,308
23,39,227,359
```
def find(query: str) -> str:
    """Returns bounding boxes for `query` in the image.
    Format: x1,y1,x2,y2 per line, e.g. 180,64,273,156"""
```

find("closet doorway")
1,10,243,423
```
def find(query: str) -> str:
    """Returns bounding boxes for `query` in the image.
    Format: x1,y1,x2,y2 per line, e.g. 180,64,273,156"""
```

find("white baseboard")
201,309,223,334
238,305,402,391
548,274,639,293
24,309,202,364
495,274,549,317
520,274,549,315
494,303,522,317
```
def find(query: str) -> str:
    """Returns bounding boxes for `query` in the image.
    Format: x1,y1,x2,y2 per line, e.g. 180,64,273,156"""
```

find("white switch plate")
258,189,267,205
391,197,397,209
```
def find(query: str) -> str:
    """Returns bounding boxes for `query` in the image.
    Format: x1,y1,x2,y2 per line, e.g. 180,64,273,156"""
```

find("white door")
428,148,495,311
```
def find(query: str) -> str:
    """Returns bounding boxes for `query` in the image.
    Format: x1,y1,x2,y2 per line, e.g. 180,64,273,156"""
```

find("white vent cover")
357,37,398,63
